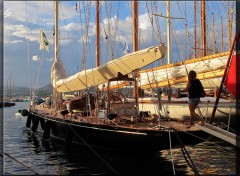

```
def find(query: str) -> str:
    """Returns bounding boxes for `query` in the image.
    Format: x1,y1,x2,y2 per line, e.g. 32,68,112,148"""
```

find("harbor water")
3,102,238,175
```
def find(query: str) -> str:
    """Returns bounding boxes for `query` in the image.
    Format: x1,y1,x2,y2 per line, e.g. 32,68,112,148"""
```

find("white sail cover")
54,44,167,92
139,52,229,89
102,52,229,90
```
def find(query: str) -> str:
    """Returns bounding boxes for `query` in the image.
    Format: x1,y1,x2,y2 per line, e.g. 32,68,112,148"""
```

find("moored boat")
0,101,16,107
23,1,208,154
27,98,206,153
22,1,236,153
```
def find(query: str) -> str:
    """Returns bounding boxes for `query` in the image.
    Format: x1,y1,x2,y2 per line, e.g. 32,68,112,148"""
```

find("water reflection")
3,102,237,175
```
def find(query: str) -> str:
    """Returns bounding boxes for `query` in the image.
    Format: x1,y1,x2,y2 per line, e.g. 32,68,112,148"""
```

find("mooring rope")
181,129,236,153
173,129,200,175
1,152,40,175
168,129,176,175
66,124,120,175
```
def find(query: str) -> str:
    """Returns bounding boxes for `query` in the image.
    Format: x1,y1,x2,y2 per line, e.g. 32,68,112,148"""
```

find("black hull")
28,111,207,153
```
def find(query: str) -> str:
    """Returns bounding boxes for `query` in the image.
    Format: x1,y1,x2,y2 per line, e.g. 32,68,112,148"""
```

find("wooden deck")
31,104,200,132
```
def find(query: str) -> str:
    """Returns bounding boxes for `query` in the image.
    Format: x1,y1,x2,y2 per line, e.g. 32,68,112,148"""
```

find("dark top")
188,79,203,98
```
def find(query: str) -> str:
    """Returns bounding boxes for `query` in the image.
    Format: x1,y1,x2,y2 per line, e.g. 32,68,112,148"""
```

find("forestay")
53,44,167,92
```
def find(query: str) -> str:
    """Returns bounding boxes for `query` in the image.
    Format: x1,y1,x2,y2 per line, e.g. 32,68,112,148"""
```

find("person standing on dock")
181,70,204,128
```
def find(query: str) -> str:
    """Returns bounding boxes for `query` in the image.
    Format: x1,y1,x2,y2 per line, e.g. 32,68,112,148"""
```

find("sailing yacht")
23,1,213,153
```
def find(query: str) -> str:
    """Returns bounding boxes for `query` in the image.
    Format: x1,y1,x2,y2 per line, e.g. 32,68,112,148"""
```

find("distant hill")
36,84,53,97
6,83,53,97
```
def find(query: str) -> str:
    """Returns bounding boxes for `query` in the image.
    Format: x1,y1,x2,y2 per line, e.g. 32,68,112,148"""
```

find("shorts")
188,98,200,105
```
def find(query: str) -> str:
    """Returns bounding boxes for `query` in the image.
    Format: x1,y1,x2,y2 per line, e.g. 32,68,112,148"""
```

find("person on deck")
181,70,204,128
44,95,52,108
62,99,72,117
167,84,172,102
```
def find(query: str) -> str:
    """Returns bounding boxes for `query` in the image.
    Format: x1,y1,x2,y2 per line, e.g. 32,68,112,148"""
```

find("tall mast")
200,0,206,57
194,0,196,58
96,0,100,67
228,1,233,51
9,74,12,99
166,1,171,64
54,1,59,62
6,76,9,100
212,12,216,53
12,75,14,99
132,1,139,120
53,1,59,109
220,16,224,52
132,1,138,52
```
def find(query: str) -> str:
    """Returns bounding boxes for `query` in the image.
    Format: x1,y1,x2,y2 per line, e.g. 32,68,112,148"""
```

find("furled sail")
55,44,167,92
139,52,230,89
51,58,68,88
103,52,230,90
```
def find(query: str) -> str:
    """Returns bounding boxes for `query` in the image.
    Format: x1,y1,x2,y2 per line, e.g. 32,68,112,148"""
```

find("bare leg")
190,103,201,119
187,103,200,128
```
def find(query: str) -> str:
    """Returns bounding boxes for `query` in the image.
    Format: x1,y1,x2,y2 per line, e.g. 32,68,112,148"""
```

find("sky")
3,1,235,89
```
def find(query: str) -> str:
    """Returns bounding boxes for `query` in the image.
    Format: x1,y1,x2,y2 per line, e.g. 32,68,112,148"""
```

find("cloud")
32,56,40,61
3,1,235,88
10,40,24,44
32,55,53,62
4,9,12,18
4,1,54,25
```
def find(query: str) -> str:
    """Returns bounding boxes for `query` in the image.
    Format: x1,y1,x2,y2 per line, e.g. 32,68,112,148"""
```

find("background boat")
0,101,15,108
95,1,236,122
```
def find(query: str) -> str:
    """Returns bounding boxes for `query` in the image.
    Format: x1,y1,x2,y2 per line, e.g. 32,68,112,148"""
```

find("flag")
40,29,49,52
224,53,239,98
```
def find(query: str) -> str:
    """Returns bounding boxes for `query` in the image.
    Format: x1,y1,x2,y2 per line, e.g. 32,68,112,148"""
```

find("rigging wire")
115,1,123,57
73,1,81,72
153,1,163,44
32,1,45,99
103,1,111,61
84,0,101,104
181,130,236,153
103,1,109,62
82,1,93,103
145,2,162,44
168,130,176,175
145,70,160,117
2,152,40,175
103,1,120,60
78,1,84,72
207,1,235,51
25,1,32,99
172,1,232,60
59,2,78,74
170,12,224,87
170,24,189,77
174,129,200,176
66,124,120,175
